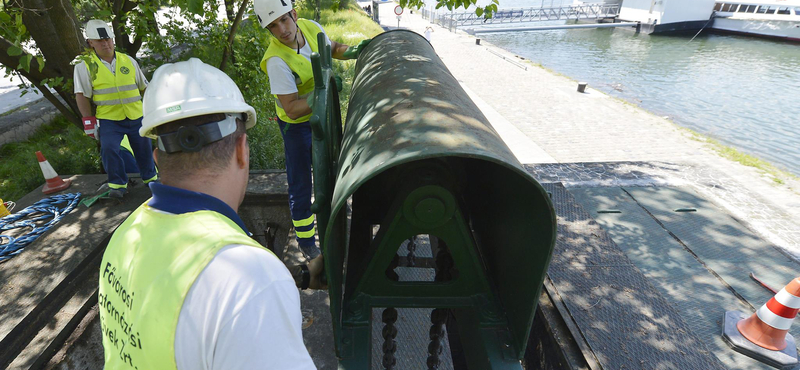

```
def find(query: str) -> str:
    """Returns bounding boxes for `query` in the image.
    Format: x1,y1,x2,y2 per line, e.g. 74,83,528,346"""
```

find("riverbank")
377,3,800,259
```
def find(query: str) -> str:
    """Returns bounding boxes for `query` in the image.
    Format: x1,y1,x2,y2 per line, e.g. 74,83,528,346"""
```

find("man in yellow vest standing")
98,58,324,369
74,19,158,199
254,0,372,259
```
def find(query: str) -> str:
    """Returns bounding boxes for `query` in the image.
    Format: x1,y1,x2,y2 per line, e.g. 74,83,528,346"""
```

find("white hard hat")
253,0,294,28
140,58,257,140
85,19,114,40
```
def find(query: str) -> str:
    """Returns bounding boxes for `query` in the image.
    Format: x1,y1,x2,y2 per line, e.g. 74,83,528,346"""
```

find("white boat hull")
712,17,800,41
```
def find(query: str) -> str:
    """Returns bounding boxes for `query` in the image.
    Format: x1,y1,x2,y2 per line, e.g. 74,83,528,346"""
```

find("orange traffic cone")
36,151,71,194
723,277,800,369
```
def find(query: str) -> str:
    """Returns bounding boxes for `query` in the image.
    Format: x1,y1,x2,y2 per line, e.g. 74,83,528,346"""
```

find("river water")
441,1,800,175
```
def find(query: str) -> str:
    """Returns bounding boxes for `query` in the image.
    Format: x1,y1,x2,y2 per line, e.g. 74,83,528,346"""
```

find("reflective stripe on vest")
88,51,143,120
260,19,322,124
98,206,272,370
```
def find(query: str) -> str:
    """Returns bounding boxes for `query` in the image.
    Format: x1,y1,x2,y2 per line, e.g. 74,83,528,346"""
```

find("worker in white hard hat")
98,58,323,369
74,19,158,199
254,0,373,259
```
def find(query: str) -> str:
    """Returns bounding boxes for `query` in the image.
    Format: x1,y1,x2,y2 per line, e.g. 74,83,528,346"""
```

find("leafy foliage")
0,9,44,94
399,0,499,18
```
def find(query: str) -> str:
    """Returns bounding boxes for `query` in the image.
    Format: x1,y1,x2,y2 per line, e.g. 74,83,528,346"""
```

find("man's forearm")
75,93,93,117
332,42,350,60
279,96,312,120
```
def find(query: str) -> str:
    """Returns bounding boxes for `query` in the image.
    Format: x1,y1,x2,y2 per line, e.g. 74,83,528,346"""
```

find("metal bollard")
475,38,481,45
578,82,588,93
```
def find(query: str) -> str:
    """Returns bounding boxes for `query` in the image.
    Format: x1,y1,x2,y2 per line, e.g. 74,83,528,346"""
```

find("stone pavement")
0,98,59,147
375,3,800,260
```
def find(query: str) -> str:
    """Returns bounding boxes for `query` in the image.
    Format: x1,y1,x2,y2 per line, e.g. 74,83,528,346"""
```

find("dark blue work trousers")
98,117,157,189
278,118,320,259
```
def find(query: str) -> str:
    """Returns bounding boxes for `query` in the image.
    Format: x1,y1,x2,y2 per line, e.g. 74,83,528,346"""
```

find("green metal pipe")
321,30,557,368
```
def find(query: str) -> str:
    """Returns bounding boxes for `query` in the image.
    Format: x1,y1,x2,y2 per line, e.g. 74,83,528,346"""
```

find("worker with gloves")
98,58,323,369
74,19,158,199
255,0,372,259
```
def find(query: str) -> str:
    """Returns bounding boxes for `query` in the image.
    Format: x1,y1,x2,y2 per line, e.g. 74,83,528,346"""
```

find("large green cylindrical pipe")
325,29,557,360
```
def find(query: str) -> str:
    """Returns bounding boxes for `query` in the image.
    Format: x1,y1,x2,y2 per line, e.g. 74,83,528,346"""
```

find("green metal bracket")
309,32,343,248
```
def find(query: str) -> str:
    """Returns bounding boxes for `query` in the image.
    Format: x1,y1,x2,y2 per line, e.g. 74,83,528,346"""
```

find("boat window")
796,8,800,16
776,7,791,15
723,3,737,12
764,6,776,14
756,5,767,13
737,5,750,12
745,5,756,13
714,2,723,11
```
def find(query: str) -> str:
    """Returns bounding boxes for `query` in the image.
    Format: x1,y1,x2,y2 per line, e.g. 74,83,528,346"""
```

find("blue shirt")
147,182,250,235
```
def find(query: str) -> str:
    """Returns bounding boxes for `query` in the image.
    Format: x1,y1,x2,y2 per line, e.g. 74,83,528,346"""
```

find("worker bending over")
98,58,322,369
74,19,158,198
255,0,372,259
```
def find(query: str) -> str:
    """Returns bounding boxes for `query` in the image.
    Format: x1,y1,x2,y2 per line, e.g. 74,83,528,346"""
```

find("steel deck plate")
625,186,799,309
544,183,726,369
570,186,800,370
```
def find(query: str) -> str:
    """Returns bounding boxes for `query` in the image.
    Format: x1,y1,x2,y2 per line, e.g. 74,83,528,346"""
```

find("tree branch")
33,79,81,128
0,36,60,82
219,0,250,71
224,0,235,22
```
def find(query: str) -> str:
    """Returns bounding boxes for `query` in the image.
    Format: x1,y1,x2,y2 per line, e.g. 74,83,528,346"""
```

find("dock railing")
423,3,620,30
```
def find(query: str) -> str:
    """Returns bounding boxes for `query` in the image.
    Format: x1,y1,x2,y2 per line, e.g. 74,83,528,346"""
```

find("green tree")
0,0,85,125
398,0,498,17
0,0,251,130
1,0,490,133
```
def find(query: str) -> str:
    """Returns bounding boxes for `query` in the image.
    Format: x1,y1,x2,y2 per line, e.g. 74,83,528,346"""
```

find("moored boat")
712,0,800,41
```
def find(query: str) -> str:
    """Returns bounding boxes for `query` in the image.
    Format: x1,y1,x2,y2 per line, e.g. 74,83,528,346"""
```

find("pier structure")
423,3,620,30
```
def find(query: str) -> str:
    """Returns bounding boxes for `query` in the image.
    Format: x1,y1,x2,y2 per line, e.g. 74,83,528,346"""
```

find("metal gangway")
423,3,620,30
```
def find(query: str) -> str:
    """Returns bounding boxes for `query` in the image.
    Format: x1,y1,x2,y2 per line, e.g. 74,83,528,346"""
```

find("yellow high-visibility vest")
260,19,322,124
98,204,271,369
88,51,143,121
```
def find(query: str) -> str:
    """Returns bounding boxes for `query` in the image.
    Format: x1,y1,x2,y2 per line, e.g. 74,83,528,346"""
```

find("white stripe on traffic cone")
36,151,71,194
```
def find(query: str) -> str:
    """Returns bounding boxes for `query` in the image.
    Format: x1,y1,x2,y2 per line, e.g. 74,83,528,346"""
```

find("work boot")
108,188,127,199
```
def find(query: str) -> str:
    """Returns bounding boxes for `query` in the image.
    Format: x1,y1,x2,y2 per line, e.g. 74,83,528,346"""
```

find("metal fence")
422,3,620,30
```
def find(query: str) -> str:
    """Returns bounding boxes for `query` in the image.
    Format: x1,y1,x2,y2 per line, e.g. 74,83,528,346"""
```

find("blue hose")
0,193,82,263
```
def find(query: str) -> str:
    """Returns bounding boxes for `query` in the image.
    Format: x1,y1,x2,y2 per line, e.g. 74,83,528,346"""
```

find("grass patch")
0,116,101,201
680,127,796,185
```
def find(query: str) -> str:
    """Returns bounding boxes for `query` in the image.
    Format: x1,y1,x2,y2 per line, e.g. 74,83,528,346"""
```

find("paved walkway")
375,3,800,260
0,98,58,147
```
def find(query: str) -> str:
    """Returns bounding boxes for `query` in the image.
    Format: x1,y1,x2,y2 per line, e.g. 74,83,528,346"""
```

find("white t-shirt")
266,20,330,96
174,244,316,370
73,53,148,98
